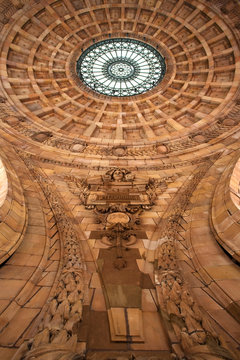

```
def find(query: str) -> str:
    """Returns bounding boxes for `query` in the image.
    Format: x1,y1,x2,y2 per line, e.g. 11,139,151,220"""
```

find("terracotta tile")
37,271,57,286
91,288,106,311
0,279,25,300
0,301,20,332
25,287,51,308
141,289,157,311
0,265,35,280
90,272,101,289
0,308,40,346
0,300,9,315
206,265,240,280
208,309,240,343
0,347,16,360
7,253,41,267
131,312,170,351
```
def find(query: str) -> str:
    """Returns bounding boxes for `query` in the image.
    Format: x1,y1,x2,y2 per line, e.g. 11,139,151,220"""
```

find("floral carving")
155,162,238,359
13,154,86,360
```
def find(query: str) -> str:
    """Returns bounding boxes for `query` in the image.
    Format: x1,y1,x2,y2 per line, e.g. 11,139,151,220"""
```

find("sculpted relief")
65,168,179,348
12,161,238,360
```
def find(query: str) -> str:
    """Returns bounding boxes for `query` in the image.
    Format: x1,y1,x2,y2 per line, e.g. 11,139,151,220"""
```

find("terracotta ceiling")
0,1,240,360
0,0,239,162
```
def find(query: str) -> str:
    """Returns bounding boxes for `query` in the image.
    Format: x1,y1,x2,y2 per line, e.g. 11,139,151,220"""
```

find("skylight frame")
76,38,166,97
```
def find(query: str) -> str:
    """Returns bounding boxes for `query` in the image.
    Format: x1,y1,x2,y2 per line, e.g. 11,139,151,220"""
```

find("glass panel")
76,38,166,97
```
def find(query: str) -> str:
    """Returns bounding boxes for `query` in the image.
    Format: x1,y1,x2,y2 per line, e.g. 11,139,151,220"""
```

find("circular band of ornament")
76,38,166,97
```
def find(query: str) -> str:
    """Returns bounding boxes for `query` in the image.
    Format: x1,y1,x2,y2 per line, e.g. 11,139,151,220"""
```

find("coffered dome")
0,0,239,161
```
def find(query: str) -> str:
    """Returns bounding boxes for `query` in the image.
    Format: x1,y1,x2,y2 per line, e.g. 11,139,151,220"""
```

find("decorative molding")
15,150,224,172
13,153,86,360
155,160,238,359
65,168,177,269
1,113,238,157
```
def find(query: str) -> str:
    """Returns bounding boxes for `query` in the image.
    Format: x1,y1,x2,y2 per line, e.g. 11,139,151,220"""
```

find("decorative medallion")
76,38,166,97
106,212,130,224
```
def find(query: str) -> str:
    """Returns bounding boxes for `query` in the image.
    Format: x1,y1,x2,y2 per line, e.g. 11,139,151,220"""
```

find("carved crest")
65,168,179,271
102,167,135,182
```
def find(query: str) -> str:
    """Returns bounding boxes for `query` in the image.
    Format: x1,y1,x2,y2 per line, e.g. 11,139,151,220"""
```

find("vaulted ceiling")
0,0,239,162
0,1,240,360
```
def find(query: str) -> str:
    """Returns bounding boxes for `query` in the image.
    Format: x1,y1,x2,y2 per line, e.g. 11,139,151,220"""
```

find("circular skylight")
76,38,166,97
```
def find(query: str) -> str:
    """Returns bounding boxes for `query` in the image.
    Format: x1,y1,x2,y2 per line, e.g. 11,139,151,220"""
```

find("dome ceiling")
0,0,239,159
0,3,240,358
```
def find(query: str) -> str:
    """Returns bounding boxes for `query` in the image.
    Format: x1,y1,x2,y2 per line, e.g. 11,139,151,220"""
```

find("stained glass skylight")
76,38,166,97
